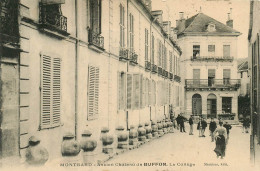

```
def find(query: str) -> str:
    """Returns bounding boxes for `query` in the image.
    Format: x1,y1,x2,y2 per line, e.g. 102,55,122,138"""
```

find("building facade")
238,59,250,96
176,12,241,121
248,0,260,165
0,0,183,162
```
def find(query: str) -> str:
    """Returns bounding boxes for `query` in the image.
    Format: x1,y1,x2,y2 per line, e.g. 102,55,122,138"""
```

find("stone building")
0,0,183,162
176,12,241,121
238,59,250,96
248,0,260,165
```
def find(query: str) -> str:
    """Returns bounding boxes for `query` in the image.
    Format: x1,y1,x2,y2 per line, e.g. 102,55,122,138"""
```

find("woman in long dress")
213,121,227,159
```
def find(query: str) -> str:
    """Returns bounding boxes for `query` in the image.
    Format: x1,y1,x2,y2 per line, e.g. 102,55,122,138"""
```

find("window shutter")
140,75,143,108
133,74,140,109
41,55,52,127
52,58,61,124
127,74,132,109
148,80,151,105
223,45,230,57
94,67,99,117
88,66,96,120
208,69,215,78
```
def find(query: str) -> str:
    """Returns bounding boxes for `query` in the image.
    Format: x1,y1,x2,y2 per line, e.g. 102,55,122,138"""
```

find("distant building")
176,12,241,121
248,0,260,165
238,59,250,96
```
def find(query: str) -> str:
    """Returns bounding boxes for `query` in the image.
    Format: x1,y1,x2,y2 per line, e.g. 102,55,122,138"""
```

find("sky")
152,0,250,58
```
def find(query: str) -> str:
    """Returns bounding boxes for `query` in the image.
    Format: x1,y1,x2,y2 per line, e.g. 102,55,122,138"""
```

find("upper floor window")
208,45,215,56
169,51,173,73
129,13,134,52
120,4,125,48
193,45,200,58
89,0,102,34
151,34,155,64
207,23,216,32
145,28,149,61
223,45,230,57
157,40,162,67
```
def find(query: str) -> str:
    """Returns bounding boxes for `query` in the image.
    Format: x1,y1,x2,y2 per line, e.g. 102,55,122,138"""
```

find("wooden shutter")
88,65,99,120
118,72,126,110
140,74,143,108
223,45,230,57
148,80,151,105
127,74,132,109
52,58,61,124
133,74,140,109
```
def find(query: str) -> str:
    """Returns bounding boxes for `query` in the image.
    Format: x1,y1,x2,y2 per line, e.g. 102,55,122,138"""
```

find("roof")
238,58,248,71
177,13,241,36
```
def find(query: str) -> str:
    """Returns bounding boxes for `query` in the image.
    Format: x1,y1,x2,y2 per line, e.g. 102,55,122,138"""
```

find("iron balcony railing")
151,64,157,73
165,71,168,78
119,47,129,61
190,56,234,62
174,75,181,82
88,29,104,49
169,73,173,80
158,67,163,76
0,0,19,42
185,79,241,88
39,3,67,32
129,51,138,65
145,61,151,71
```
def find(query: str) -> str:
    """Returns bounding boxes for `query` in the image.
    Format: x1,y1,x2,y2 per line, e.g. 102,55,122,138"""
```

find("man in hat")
189,115,194,135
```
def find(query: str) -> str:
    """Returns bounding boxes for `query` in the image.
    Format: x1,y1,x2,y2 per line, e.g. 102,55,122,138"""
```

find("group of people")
172,114,233,159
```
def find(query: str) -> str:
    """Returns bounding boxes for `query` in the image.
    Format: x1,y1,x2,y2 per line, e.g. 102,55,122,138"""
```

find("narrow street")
105,123,254,171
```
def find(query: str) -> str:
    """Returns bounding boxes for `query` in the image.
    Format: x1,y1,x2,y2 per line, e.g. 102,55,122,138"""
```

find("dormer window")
207,23,216,32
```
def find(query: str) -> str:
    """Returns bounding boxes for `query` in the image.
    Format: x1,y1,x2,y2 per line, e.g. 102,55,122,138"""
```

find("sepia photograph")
0,0,259,170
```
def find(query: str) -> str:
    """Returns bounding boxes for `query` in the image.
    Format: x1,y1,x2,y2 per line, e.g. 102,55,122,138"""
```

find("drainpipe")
126,0,129,130
75,0,79,139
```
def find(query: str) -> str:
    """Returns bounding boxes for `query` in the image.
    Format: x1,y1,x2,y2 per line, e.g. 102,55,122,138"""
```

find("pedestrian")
189,115,194,135
213,121,227,159
179,114,186,133
176,114,181,130
245,116,251,133
201,118,207,137
197,117,202,137
223,121,232,143
242,117,246,133
209,118,217,142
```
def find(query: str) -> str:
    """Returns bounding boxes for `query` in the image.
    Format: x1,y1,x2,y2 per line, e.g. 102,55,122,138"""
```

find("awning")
41,0,65,5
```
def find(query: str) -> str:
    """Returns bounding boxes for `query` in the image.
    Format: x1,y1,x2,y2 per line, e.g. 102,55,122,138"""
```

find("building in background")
248,0,260,165
176,11,241,122
0,0,183,162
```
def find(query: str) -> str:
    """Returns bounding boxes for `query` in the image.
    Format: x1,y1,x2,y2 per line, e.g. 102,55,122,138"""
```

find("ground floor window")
207,94,217,118
222,97,232,114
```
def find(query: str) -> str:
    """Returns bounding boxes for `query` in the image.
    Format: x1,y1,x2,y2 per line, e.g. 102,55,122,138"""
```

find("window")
223,69,231,85
40,54,61,129
208,69,215,87
164,47,167,70
119,4,125,48
193,45,200,58
223,45,230,57
208,45,215,56
207,23,216,32
88,65,99,120
126,73,142,109
129,13,134,53
90,0,102,34
145,28,149,61
127,74,132,109
158,40,162,67
133,74,140,109
222,97,232,114
151,34,155,64
118,72,126,110
169,51,173,73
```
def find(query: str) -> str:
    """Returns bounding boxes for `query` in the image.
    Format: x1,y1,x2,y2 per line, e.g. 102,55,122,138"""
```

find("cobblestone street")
105,123,255,171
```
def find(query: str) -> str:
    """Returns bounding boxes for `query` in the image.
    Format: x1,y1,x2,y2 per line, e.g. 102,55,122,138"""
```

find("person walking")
179,114,186,133
189,116,194,135
223,121,232,144
213,122,227,159
176,114,181,130
197,117,202,137
209,118,217,142
201,118,207,137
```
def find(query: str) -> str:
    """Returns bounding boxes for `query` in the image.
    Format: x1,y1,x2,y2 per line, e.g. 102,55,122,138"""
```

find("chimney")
151,10,163,24
170,27,177,41
226,8,233,28
176,12,186,32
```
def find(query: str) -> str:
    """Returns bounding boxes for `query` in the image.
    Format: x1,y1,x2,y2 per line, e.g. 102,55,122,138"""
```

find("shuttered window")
133,74,140,109
129,13,134,53
145,29,149,61
40,55,61,129
151,34,155,64
118,72,126,110
127,74,132,109
120,4,125,48
90,0,102,34
88,65,99,120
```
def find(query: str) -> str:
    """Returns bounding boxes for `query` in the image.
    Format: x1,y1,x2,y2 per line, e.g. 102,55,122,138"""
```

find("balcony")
169,73,173,80
174,75,181,83
164,70,169,78
88,29,104,52
129,51,138,65
190,56,234,62
119,48,129,61
0,0,19,44
158,67,163,76
145,61,151,71
185,79,241,91
39,3,68,36
151,64,157,73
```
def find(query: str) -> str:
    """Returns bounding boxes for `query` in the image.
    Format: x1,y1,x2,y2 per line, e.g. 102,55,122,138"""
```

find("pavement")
104,123,256,171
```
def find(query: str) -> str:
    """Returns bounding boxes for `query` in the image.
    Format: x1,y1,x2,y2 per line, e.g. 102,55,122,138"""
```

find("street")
105,123,255,171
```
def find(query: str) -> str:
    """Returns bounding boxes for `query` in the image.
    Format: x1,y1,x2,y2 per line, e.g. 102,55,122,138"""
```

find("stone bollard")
129,125,138,146
138,124,146,142
116,126,128,149
162,120,168,134
80,130,97,164
25,136,49,166
61,133,81,162
151,121,159,138
144,122,152,140
157,121,164,137
100,127,114,154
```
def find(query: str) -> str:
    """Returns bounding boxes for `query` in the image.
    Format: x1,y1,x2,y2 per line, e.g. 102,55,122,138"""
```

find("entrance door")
207,94,217,118
0,62,19,158
192,94,202,115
